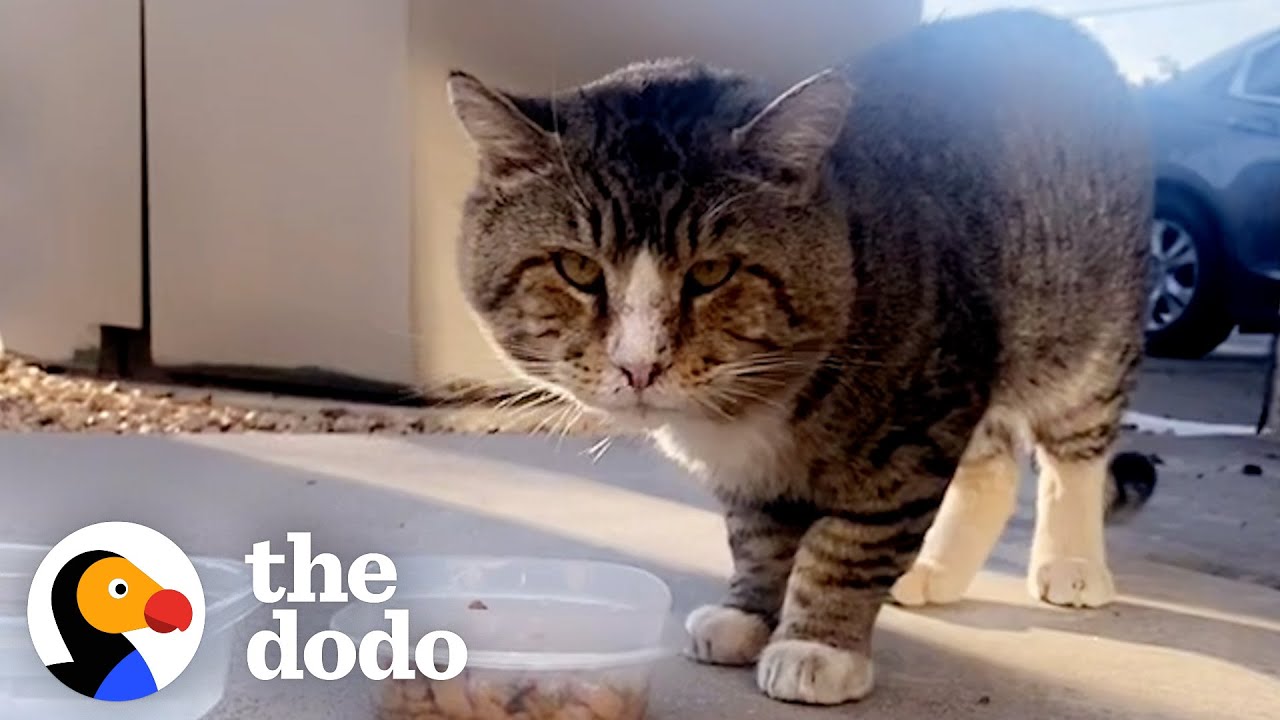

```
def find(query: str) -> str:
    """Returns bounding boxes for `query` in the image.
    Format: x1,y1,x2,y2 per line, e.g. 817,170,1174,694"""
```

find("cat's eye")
686,258,739,295
553,251,604,293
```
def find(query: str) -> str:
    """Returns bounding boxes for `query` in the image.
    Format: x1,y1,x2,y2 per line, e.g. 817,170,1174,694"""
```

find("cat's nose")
618,362,662,391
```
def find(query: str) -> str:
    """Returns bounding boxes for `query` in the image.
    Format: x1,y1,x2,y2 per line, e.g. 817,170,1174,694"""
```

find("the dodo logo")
26,522,206,702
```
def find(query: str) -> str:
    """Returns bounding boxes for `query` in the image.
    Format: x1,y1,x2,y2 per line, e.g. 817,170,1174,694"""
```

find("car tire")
1143,192,1235,359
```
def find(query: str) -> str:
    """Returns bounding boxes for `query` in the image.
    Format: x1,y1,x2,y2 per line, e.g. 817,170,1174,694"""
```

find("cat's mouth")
582,389,698,426
587,390,746,430
604,405,693,430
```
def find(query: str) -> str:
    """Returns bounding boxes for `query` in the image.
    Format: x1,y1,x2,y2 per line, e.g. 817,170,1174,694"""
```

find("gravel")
0,354,603,436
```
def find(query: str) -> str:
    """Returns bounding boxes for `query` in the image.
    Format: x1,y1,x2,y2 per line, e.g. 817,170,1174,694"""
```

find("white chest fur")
651,412,791,491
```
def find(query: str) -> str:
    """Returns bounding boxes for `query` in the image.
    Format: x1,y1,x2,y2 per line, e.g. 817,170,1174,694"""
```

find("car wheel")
1143,193,1235,359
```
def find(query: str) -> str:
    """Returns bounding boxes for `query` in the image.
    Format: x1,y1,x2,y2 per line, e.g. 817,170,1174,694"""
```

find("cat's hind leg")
891,413,1020,606
1027,448,1115,607
1027,389,1128,607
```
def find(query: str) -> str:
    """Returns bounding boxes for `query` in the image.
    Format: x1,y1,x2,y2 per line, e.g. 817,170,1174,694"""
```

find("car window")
1243,41,1280,98
1205,64,1238,95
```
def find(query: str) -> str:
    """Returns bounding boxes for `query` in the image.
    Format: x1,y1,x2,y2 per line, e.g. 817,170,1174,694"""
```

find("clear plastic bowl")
0,543,256,719
331,555,675,720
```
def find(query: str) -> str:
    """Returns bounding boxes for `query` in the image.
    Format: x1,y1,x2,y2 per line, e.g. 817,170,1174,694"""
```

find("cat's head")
448,60,855,428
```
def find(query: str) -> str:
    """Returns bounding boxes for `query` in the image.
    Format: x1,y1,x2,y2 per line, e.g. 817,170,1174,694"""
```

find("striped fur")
449,10,1153,706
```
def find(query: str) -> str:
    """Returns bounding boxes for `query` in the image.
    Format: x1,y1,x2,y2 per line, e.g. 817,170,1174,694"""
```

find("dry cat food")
376,669,649,720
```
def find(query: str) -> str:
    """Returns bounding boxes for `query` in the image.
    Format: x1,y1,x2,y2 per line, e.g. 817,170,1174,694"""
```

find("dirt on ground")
0,354,603,436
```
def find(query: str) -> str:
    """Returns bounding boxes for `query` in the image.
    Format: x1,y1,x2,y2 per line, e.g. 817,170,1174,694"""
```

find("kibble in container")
331,556,673,720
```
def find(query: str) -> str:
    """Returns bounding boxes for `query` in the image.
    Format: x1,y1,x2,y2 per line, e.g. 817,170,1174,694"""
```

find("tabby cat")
447,9,1156,706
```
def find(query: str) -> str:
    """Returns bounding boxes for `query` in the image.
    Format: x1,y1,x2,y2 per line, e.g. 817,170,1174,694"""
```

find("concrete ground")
1131,336,1270,426
1,344,1278,719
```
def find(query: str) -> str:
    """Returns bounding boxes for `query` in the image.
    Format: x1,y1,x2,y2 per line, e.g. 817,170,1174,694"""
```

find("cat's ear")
447,71,555,183
732,69,853,189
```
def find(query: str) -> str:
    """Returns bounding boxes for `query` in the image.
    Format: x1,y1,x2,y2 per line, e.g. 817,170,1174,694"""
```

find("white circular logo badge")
26,522,206,702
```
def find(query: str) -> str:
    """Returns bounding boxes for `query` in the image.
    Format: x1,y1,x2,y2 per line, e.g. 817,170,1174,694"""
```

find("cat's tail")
1104,451,1158,523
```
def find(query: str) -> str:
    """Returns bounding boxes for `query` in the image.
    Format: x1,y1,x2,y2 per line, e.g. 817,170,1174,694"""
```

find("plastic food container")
331,556,674,720
0,542,255,719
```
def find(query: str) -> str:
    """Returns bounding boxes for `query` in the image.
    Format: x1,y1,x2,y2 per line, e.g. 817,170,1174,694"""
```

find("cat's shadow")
893,591,1280,682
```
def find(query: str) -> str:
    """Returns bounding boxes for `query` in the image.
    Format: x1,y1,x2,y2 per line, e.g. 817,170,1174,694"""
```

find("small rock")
977,695,991,706
333,415,366,433
1243,464,1263,476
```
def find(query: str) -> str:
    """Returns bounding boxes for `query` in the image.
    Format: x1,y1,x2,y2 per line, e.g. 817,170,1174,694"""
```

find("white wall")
0,0,143,360
408,0,923,384
145,0,416,383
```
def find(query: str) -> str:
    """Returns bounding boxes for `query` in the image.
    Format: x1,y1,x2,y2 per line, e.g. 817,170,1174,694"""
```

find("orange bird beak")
144,589,192,633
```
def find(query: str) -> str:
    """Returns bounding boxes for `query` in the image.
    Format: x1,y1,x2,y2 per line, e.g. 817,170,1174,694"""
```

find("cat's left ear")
447,71,556,184
732,69,853,190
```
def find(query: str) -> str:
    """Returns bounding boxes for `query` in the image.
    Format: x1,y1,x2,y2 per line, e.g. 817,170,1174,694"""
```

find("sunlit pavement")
1,429,1276,719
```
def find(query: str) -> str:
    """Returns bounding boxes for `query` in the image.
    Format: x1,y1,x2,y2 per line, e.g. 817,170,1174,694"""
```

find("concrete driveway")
1,428,1276,720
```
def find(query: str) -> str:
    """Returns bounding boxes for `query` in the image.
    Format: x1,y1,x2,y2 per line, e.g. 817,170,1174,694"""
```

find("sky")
923,0,1280,81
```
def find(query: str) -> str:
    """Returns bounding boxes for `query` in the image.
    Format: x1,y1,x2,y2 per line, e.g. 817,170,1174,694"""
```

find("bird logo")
27,522,206,702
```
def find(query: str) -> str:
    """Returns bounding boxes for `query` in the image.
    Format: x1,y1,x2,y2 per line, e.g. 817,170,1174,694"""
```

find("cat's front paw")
890,559,970,606
1029,556,1115,607
684,605,771,666
756,639,874,705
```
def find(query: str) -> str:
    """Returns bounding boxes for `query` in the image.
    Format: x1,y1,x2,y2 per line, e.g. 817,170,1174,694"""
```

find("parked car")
1143,29,1280,358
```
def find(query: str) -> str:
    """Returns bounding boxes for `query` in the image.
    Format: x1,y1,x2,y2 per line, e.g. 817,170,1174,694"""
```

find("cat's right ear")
446,71,555,183
732,69,853,193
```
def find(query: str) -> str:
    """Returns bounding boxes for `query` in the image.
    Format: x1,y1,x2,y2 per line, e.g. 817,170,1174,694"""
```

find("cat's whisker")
821,356,890,370
499,396,562,423
690,391,735,422
582,435,612,460
528,400,579,446
720,354,811,365
710,359,816,382
714,362,811,376
492,385,552,411
491,389,547,409
585,436,614,463
497,383,576,421
528,402,571,437
502,400,565,430
709,385,788,413
726,375,792,389
488,373,558,397
554,405,585,449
